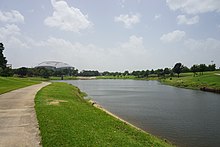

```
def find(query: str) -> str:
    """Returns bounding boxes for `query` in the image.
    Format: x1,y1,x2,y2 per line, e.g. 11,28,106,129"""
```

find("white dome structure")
35,61,73,70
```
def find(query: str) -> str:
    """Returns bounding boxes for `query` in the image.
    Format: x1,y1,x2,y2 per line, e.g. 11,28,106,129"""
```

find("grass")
35,82,173,147
160,71,220,90
0,77,40,94
49,76,77,80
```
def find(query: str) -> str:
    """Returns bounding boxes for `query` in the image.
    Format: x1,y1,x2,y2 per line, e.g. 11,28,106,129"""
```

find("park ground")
0,77,173,146
97,71,220,91
1,70,219,146
159,71,220,90
35,82,172,147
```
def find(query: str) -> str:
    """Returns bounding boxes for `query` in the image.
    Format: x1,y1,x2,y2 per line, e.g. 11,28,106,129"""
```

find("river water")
62,79,220,147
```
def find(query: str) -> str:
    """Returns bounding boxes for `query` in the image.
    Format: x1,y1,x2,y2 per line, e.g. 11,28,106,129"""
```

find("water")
62,79,220,147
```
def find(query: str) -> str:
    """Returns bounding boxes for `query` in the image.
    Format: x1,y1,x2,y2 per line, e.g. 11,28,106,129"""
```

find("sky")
0,0,220,72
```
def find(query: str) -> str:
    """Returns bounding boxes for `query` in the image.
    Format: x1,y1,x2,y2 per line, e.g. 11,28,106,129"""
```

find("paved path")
0,82,50,147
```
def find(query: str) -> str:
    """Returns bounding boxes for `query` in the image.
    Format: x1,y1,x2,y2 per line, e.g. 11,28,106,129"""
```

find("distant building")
35,61,73,70
6,64,12,69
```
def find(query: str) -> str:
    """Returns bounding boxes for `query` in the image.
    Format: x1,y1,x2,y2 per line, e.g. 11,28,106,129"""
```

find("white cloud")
0,24,20,38
34,35,149,71
0,10,24,23
119,35,144,53
166,0,220,14
114,13,140,28
119,0,141,8
44,0,92,32
154,14,161,20
0,24,29,49
177,15,199,25
160,30,186,43
184,38,220,51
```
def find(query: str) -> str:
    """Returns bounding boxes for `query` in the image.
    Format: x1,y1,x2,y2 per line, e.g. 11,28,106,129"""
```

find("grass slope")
35,82,172,147
160,71,220,90
0,77,40,94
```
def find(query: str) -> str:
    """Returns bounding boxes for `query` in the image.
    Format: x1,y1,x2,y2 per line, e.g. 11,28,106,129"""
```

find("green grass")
35,82,173,147
0,77,40,94
160,71,220,90
49,76,77,80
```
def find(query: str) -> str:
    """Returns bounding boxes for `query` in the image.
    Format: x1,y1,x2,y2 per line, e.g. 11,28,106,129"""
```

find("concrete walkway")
0,82,50,147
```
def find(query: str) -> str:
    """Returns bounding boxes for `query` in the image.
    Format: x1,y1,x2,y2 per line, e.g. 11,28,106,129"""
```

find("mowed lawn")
161,71,220,90
0,77,40,94
35,82,173,147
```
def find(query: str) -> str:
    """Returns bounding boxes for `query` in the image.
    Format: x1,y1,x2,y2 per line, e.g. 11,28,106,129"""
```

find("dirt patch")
48,100,68,105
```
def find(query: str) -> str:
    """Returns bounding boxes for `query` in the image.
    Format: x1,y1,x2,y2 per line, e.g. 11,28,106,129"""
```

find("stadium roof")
35,61,73,69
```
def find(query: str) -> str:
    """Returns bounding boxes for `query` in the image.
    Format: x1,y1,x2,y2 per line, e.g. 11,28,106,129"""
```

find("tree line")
0,42,217,78
101,63,216,78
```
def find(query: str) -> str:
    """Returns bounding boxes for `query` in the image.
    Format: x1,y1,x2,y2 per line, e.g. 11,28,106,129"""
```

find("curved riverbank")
35,82,173,147
160,71,220,94
97,71,220,94
65,79,220,147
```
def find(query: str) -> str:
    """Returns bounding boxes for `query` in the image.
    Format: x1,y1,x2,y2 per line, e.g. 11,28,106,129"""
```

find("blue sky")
0,0,220,71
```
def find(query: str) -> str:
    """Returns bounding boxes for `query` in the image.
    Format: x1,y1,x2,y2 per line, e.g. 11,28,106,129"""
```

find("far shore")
76,76,97,80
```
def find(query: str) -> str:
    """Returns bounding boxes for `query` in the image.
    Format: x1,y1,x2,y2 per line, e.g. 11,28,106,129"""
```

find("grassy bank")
35,82,173,147
160,71,220,90
0,77,40,94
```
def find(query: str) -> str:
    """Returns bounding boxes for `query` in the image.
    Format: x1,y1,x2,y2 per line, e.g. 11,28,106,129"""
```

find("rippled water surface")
62,79,220,147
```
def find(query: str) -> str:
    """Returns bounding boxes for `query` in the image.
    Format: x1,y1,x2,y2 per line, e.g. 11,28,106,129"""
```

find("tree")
173,63,183,78
182,66,190,73
0,43,7,69
123,71,129,76
155,69,164,77
208,64,216,71
144,70,149,77
0,43,12,76
190,64,199,77
150,69,155,74
164,68,171,75
15,67,28,77
198,64,207,75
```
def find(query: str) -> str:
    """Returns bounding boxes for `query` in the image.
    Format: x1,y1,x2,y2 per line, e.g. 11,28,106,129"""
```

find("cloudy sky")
0,0,220,71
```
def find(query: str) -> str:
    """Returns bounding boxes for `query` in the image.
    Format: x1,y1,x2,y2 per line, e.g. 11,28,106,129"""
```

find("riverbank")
35,82,173,147
97,71,220,93
160,71,220,92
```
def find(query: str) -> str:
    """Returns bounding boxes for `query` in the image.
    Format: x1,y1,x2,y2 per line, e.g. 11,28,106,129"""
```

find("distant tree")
144,70,149,77
79,70,100,77
0,43,11,76
182,66,190,73
191,64,199,77
123,71,129,76
0,43,7,70
198,64,207,75
164,68,171,75
72,68,78,76
173,63,183,78
150,69,155,74
208,64,216,71
155,69,164,77
102,71,110,76
15,67,28,77
131,71,140,77
39,67,51,78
